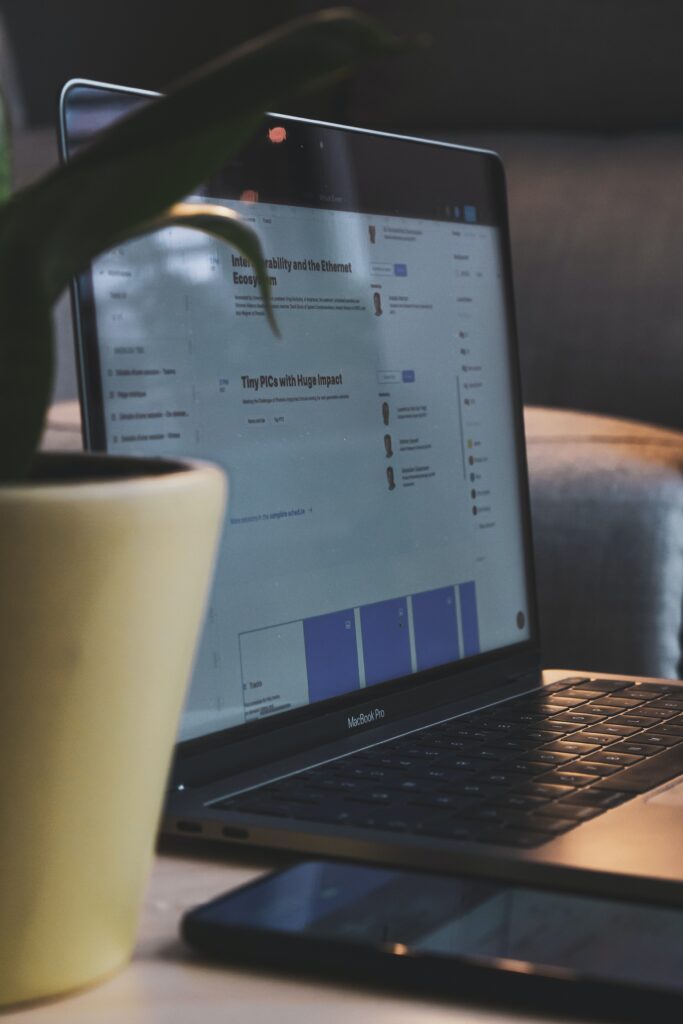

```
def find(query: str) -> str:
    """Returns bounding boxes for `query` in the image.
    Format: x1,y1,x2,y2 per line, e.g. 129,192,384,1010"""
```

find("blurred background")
2,0,681,424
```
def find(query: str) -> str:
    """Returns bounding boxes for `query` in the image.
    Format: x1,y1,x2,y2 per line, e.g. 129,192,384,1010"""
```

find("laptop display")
61,83,535,746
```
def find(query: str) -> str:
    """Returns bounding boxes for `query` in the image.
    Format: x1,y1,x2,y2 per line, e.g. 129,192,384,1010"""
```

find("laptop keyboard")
214,677,683,848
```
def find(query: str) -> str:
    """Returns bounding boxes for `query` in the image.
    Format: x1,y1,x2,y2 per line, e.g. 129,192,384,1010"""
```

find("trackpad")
647,778,683,807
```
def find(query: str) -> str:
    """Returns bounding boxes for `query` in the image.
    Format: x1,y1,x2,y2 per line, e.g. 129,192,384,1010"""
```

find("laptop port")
222,826,249,839
175,820,203,834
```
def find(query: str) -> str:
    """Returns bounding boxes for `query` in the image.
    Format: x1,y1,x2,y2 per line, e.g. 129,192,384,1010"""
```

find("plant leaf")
1,8,399,304
140,202,279,336
0,8,399,480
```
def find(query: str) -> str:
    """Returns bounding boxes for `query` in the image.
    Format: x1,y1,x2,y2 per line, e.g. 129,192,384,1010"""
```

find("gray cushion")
526,406,683,679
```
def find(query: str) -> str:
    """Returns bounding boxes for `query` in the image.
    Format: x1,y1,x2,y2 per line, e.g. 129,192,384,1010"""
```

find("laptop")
60,80,683,902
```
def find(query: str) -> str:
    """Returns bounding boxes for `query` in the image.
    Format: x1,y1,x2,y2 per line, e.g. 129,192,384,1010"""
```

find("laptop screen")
61,83,535,745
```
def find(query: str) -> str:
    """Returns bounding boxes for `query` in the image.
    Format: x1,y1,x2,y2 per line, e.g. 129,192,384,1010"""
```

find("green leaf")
0,8,399,480
140,202,279,336
2,8,399,304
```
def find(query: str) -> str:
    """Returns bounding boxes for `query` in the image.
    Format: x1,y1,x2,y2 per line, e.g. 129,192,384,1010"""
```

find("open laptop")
61,80,683,903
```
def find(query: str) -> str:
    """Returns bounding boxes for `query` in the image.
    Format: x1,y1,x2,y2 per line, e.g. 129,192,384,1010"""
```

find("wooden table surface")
4,846,599,1024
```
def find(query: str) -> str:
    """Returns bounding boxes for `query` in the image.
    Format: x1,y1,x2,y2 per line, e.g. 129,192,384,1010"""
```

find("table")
6,846,600,1023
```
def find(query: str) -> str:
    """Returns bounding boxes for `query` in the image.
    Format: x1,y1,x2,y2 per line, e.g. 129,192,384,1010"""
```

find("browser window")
91,196,529,740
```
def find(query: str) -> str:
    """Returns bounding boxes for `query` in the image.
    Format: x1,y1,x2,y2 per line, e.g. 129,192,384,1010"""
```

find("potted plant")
0,9,394,1007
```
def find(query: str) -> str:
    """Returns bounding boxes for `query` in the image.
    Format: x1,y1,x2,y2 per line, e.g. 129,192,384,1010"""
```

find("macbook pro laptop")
60,80,683,902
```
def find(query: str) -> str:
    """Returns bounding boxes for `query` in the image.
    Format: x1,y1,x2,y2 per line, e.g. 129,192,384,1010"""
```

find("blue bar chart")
459,580,480,657
360,597,412,686
412,585,461,670
303,609,360,702
239,581,480,713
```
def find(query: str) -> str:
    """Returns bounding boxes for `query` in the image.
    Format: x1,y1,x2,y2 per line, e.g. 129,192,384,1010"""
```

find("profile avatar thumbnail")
373,291,383,316
386,465,396,491
384,434,393,458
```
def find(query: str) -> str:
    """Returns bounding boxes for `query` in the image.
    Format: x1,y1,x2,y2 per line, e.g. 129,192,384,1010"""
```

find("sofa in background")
9,0,683,678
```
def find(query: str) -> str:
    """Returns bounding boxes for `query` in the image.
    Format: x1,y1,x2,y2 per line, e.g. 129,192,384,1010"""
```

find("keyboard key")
646,698,683,711
536,696,588,709
573,760,621,776
603,741,665,757
498,738,533,752
570,730,621,746
619,684,676,697
654,722,683,737
524,782,576,799
552,711,607,726
547,677,594,688
524,815,576,835
568,679,629,692
548,679,593,688
546,739,601,755
525,749,578,766
566,731,613,746
610,714,663,728
307,778,362,793
588,751,643,767
409,793,474,810
501,793,547,811
474,748,510,762
586,696,643,710
638,731,683,747
487,721,519,733
564,788,632,808
527,724,576,739
584,702,633,715
581,723,641,738
507,711,548,723
535,802,601,821
383,778,441,795
456,779,501,798
630,707,677,721
505,760,555,775
349,766,388,779
461,805,508,823
479,770,529,787
348,790,393,804
415,767,451,782
561,687,607,700
540,770,601,787
441,756,489,773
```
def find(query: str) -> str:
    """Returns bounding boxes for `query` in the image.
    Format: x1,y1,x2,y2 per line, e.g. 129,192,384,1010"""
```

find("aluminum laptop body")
60,80,683,904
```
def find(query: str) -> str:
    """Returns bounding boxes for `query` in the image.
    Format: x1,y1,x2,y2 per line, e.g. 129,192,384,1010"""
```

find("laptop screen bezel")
59,79,542,774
